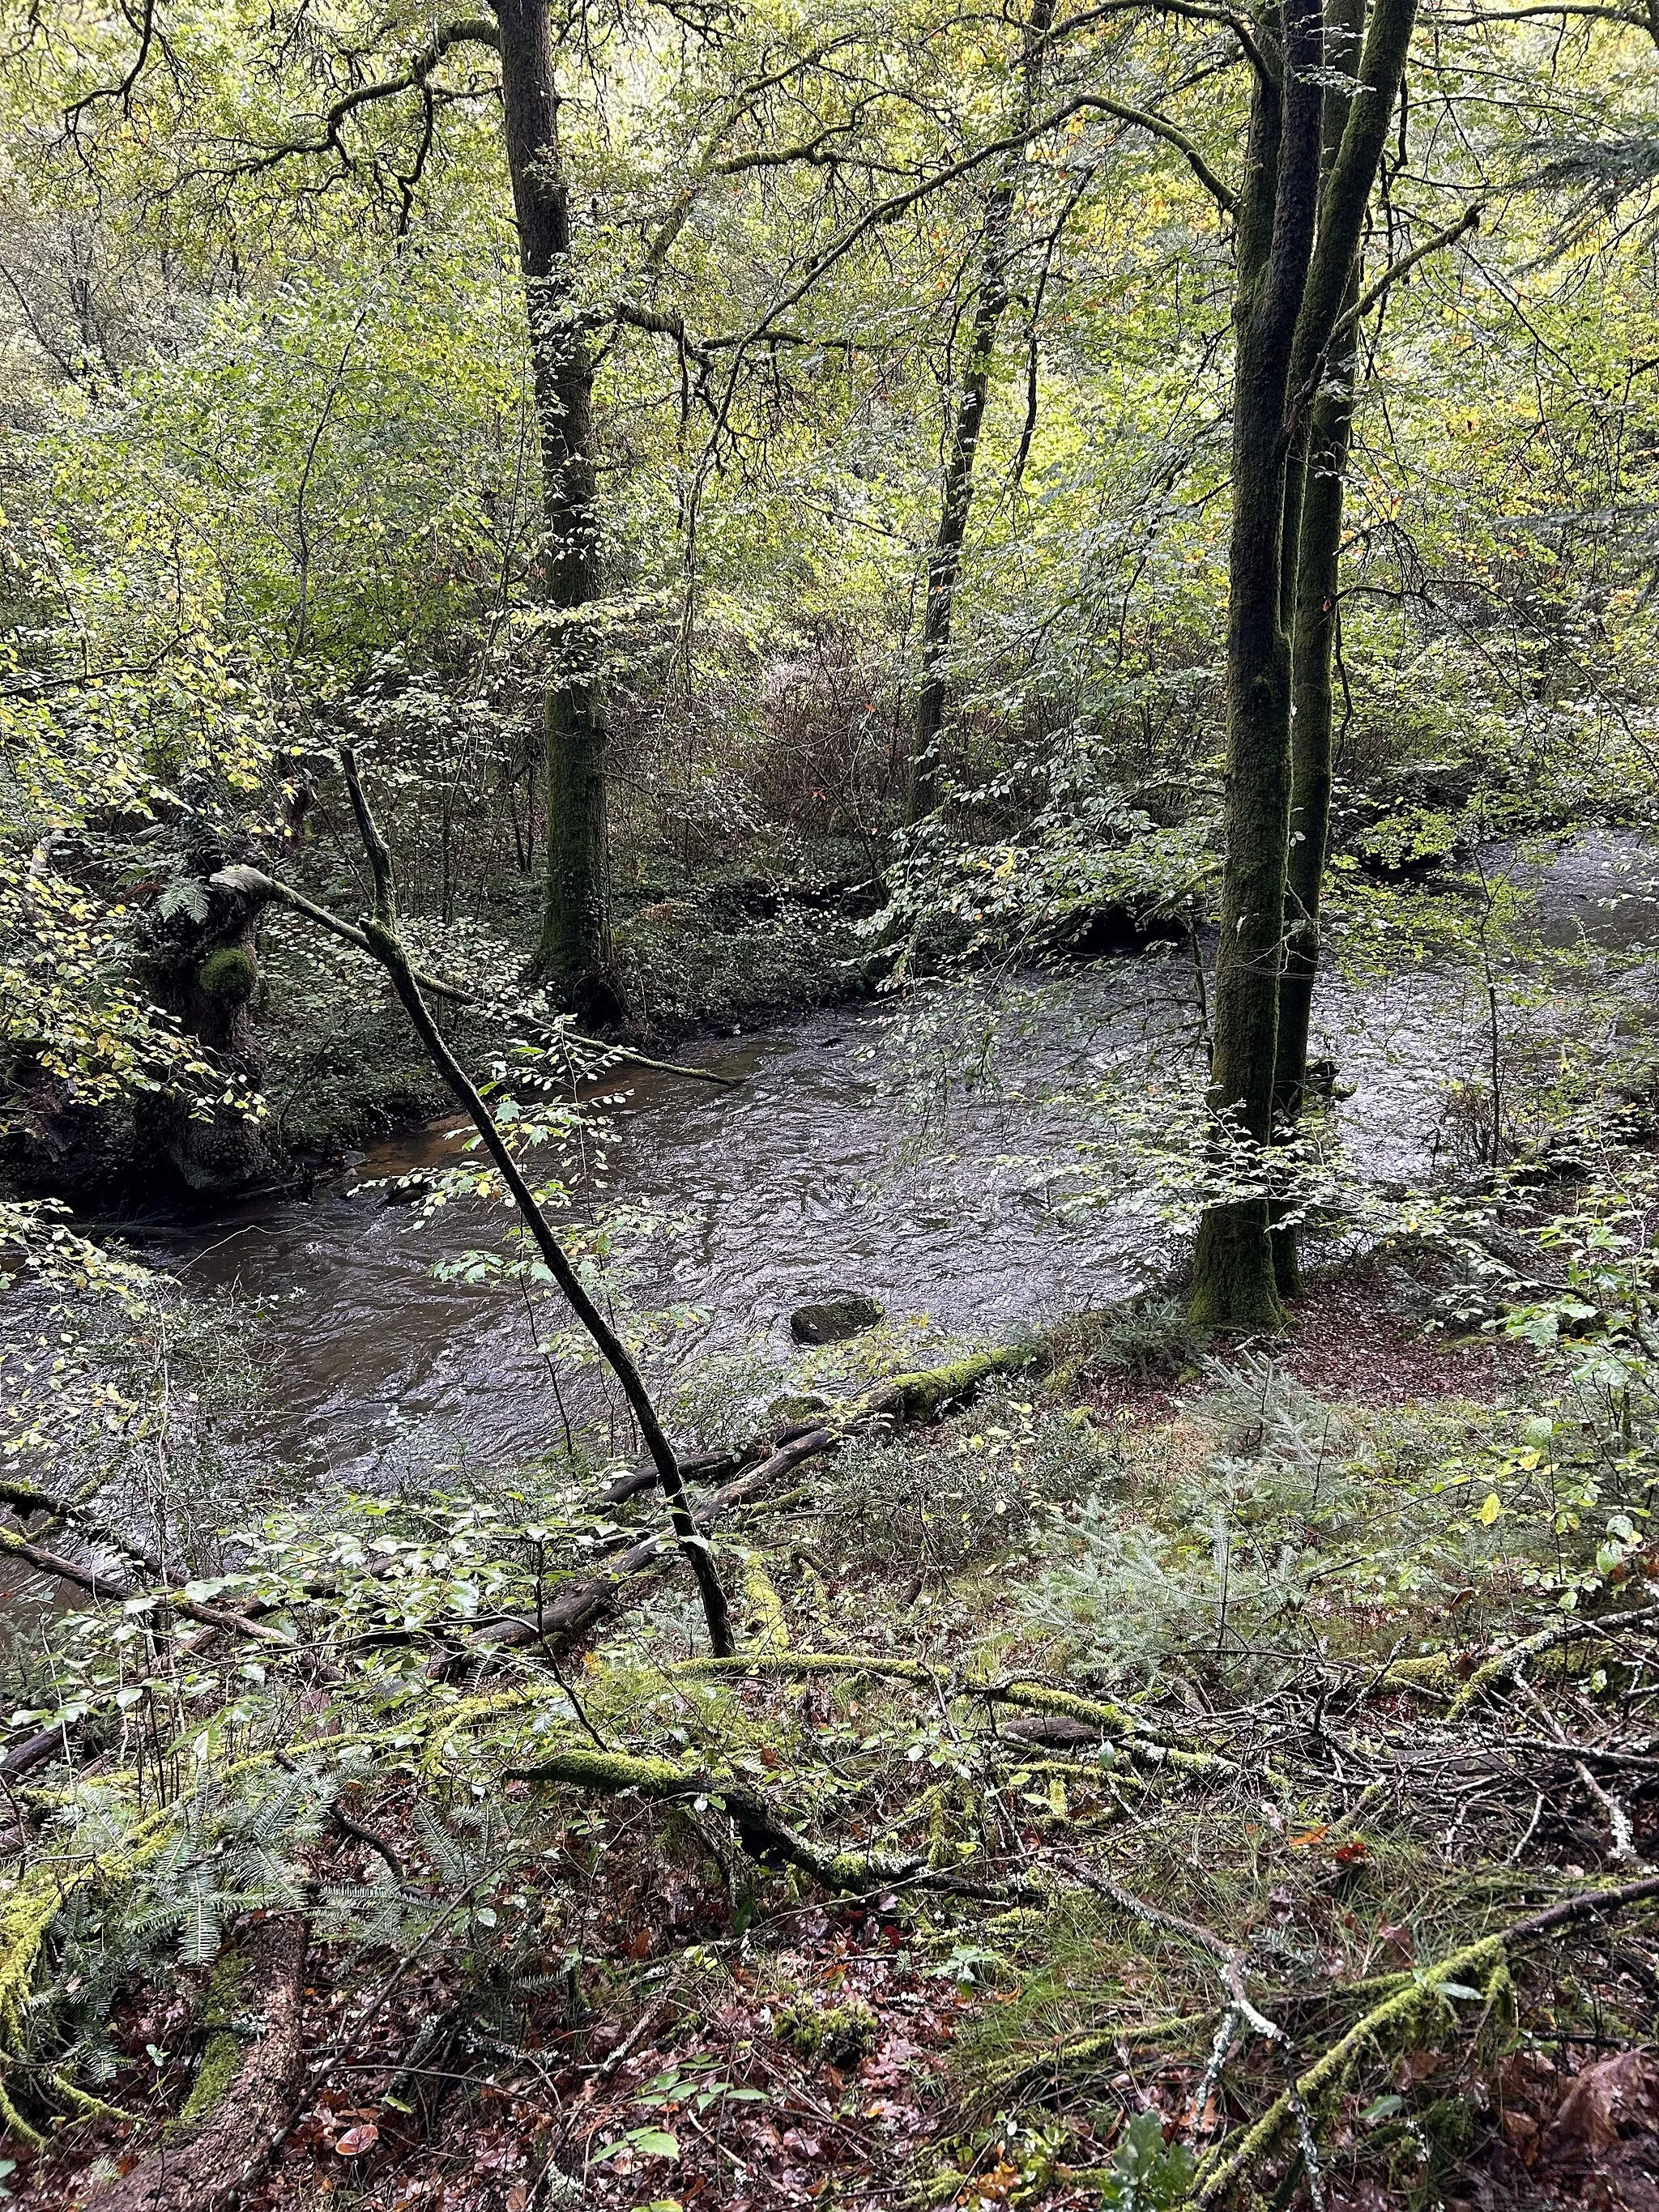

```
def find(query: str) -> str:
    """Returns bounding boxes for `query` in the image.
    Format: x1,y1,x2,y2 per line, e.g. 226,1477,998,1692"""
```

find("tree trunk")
1188,0,1325,1334
1270,286,1357,1295
1270,0,1366,1296
907,0,1054,822
139,828,275,1194
492,0,612,1009
1190,0,1418,1328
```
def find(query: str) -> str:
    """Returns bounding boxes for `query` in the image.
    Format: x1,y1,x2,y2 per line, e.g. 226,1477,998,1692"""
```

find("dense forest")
11,0,1659,2205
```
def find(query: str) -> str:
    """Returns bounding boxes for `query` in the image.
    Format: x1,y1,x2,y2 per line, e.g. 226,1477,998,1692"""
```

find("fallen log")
82,1912,308,2212
0,1527,296,1648
451,1334,1074,1670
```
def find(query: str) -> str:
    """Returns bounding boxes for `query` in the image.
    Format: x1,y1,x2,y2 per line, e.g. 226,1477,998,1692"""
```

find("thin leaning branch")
332,745,736,1660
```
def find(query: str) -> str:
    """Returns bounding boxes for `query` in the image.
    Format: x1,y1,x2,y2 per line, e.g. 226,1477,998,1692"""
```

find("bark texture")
907,0,1054,820
1188,0,1325,1334
493,0,610,1005
84,1912,307,2212
1271,0,1366,1294
1190,0,1418,1328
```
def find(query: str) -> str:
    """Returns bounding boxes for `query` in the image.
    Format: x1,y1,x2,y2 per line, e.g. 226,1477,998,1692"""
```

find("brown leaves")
1549,2051,1659,2154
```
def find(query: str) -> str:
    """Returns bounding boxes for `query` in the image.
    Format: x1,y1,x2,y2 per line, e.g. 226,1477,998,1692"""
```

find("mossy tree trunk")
907,0,1054,823
1270,0,1365,1296
1270,282,1358,1294
1188,0,1324,1335
492,0,612,1012
141,828,274,1193
1189,0,1418,1328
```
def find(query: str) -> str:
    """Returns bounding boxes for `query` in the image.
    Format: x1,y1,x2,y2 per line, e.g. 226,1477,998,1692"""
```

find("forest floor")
11,1242,1659,2212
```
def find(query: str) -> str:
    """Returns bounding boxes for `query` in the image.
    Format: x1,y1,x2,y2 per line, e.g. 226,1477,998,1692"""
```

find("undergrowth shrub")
1043,1293,1205,1391
1010,1352,1636,1692
809,1387,1115,1579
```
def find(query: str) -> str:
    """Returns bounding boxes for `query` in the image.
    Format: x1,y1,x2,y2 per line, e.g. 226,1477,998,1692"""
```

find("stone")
789,1291,885,1345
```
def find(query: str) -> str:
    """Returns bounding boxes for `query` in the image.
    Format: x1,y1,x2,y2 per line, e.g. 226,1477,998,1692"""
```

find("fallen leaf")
334,2124,379,2157
1500,2109,1538,2160
1549,2051,1659,2152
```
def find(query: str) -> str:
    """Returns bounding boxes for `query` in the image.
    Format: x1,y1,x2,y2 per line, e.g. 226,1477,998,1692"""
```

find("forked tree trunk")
1188,0,1418,1329
907,0,1055,822
1187,0,1324,1335
493,0,612,1008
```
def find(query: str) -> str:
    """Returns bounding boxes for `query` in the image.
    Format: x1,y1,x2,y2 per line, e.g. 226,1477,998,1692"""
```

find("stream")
119,831,1658,1491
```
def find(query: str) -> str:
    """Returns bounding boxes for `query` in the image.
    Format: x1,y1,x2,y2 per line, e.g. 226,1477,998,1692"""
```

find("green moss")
173,1949,251,2133
740,1550,790,1651
177,2028,241,2128
198,946,256,1003
777,1997,878,2068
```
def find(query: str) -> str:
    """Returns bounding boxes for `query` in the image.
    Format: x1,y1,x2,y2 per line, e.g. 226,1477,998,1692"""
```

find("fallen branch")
83,1912,308,2212
1055,1850,1328,2206
1445,1598,1659,1720
666,1653,1239,1776
1378,1596,1659,1711
0,1476,164,1579
1192,1871,1659,2205
0,1526,296,1649
505,1743,921,1893
455,1428,838,1665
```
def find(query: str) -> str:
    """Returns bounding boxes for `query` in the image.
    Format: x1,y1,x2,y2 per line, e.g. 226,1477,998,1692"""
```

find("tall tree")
1269,0,1367,1296
907,0,1056,822
1188,0,1418,1332
489,0,610,1004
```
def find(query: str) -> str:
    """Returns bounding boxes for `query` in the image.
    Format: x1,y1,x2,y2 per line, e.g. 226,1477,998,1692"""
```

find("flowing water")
113,831,1657,1490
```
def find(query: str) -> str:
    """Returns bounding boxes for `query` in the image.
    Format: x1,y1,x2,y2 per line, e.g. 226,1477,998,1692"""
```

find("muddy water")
126,833,1657,1488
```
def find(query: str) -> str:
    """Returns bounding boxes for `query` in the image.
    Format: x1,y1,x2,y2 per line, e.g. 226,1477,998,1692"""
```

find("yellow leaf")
1477,1492,1503,1527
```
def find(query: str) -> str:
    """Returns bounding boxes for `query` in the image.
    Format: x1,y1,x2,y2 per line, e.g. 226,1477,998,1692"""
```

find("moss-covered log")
505,1744,922,1893
84,1912,308,2212
665,1653,1240,1778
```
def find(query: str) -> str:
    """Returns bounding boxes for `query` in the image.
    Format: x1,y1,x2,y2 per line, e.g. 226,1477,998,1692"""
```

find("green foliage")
812,1387,1115,1579
1099,2111,1196,2210
1012,1349,1610,1690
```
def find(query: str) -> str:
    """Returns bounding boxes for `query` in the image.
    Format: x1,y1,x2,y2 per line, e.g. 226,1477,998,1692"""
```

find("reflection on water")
120,834,1657,1488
